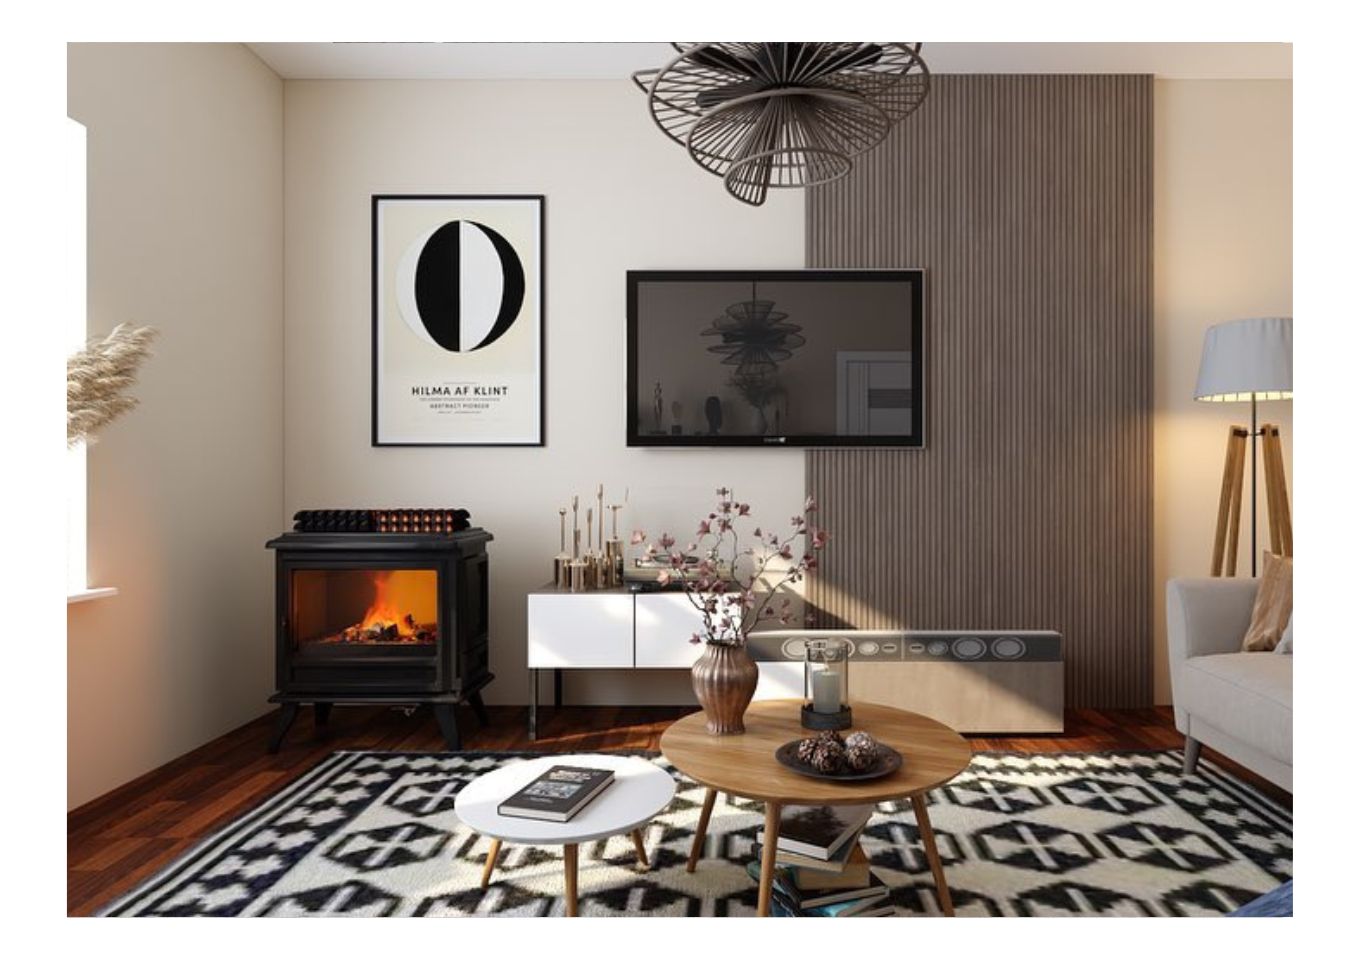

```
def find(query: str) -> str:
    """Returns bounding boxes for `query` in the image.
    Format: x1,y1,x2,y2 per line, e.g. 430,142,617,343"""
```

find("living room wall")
282,80,807,709
284,76,1293,714
65,44,285,809
1152,80,1293,700
64,53,1291,807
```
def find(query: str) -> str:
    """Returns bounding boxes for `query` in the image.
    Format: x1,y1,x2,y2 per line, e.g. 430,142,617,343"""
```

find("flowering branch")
631,489,828,647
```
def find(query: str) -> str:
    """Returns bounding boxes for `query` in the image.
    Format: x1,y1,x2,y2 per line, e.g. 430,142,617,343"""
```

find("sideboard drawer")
634,593,707,668
527,593,634,668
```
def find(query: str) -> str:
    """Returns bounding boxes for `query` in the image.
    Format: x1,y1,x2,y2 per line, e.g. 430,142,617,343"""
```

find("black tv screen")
626,270,924,448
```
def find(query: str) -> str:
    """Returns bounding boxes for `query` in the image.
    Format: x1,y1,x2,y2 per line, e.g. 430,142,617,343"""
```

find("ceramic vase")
690,642,759,735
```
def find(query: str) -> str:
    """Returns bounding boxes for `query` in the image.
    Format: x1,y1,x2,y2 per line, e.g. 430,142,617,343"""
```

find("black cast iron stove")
265,512,492,752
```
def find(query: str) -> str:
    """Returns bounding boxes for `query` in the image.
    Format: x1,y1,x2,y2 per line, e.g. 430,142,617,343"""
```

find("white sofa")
1165,578,1292,793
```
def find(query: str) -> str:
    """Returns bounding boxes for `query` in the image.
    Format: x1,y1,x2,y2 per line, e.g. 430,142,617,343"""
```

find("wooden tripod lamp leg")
1211,426,1247,577
1262,424,1293,558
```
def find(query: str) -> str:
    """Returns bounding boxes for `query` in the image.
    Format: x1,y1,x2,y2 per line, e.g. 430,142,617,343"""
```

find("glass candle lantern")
802,637,852,730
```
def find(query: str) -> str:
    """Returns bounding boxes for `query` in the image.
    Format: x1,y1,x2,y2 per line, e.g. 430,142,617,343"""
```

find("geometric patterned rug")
98,751,1292,917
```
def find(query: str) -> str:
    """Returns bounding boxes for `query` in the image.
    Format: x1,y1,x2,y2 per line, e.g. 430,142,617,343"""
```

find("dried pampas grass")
67,323,159,447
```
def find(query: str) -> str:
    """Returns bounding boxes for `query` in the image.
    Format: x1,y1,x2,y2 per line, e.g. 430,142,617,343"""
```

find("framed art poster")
372,195,544,445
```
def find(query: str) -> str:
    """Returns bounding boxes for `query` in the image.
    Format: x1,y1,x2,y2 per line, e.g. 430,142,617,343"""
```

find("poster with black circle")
373,195,544,445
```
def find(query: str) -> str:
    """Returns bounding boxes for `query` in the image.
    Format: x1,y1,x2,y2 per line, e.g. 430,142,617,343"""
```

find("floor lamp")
1194,317,1294,577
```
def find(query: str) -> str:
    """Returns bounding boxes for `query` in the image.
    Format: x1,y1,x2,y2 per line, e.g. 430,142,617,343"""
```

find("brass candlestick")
550,486,630,592
607,504,625,587
571,496,580,560
555,507,570,586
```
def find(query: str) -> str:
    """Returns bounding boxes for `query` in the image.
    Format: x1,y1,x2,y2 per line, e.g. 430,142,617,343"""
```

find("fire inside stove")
292,568,439,649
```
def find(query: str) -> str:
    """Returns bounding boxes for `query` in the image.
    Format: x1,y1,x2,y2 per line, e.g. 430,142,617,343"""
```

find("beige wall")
64,65,1292,808
1153,80,1293,701
283,80,806,708
66,44,284,809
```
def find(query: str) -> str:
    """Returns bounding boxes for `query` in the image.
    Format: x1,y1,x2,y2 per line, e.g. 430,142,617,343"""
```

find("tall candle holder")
549,486,626,591
554,508,571,588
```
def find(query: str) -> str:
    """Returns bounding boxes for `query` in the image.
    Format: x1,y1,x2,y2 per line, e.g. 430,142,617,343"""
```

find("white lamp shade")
1194,317,1293,402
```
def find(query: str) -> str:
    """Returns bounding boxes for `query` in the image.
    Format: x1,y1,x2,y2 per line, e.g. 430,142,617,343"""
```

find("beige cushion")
1242,553,1293,652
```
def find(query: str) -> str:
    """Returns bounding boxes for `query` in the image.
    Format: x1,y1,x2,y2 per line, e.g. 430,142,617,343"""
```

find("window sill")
67,587,119,605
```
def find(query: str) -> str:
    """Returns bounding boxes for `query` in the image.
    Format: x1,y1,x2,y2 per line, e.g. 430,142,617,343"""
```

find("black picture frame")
372,194,545,446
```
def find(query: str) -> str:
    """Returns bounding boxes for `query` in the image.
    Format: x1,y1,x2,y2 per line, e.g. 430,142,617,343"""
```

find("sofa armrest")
1166,578,1259,670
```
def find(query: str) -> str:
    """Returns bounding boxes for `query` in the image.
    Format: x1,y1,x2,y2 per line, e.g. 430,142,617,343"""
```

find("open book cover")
496,765,615,822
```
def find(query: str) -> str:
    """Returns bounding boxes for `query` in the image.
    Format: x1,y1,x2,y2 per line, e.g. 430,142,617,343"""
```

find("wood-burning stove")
265,527,493,751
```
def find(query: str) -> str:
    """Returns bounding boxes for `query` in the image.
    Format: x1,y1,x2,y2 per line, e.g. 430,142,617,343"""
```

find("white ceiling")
247,42,1292,81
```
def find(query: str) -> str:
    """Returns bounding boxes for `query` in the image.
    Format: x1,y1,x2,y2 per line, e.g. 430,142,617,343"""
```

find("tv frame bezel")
625,268,925,449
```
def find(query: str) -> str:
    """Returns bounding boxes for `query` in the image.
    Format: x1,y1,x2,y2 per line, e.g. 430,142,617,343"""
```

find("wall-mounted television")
626,269,924,448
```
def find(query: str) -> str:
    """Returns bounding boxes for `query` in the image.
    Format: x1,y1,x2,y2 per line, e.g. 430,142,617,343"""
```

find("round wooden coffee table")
661,699,971,917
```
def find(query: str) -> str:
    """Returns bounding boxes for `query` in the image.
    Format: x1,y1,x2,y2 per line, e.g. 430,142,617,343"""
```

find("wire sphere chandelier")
633,42,930,206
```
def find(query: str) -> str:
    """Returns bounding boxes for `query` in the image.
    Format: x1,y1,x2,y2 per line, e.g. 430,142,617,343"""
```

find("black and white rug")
99,751,1291,918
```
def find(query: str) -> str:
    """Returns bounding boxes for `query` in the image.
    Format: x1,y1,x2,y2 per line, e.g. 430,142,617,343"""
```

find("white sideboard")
526,587,805,737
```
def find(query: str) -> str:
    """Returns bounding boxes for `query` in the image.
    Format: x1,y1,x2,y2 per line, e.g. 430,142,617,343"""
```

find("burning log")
324,617,439,645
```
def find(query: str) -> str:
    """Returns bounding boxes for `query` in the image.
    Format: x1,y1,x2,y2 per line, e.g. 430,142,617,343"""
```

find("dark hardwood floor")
67,703,1290,917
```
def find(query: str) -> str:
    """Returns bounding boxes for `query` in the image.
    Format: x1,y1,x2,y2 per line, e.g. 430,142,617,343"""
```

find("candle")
813,670,842,714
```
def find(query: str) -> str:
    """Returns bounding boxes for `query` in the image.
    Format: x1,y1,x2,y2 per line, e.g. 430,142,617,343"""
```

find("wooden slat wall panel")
805,75,1153,708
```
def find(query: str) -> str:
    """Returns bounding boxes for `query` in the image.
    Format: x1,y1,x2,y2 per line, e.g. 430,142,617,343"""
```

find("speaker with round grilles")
747,628,1063,734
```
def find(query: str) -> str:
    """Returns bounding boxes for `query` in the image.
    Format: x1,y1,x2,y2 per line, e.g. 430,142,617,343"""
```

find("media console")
526,589,1065,736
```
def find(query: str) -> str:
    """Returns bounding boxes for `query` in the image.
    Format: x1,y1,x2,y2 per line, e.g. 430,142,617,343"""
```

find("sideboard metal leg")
529,669,538,740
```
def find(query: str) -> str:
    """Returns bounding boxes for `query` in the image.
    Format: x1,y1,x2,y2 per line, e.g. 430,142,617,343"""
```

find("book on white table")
496,765,615,822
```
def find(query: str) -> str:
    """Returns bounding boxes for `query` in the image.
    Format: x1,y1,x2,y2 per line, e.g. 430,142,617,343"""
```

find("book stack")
749,804,895,917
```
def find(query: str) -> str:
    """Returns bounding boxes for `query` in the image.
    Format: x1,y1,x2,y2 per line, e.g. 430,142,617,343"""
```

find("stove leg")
432,702,462,751
314,702,333,728
468,692,489,728
268,703,300,753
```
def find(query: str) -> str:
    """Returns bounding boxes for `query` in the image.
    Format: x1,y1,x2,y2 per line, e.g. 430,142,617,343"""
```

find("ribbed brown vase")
690,642,759,735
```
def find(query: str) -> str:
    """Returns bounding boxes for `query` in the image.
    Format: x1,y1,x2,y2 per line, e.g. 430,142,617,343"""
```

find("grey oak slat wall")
805,75,1153,708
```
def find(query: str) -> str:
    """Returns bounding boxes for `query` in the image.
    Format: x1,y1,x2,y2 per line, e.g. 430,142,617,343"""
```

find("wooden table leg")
686,787,719,873
757,801,782,917
563,843,579,917
630,829,649,867
480,838,502,890
912,794,954,916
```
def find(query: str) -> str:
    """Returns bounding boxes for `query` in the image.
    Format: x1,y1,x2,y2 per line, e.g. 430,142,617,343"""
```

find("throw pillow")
1242,553,1293,652
1274,609,1293,655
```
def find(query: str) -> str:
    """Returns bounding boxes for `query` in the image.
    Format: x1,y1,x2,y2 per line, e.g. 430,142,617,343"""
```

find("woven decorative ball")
843,731,879,771
796,738,817,764
806,737,846,773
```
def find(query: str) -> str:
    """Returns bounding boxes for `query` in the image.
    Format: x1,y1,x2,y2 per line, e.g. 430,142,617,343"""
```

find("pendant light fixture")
633,42,930,206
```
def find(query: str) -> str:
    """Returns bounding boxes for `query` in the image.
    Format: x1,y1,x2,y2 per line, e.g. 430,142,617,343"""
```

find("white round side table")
453,753,676,916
